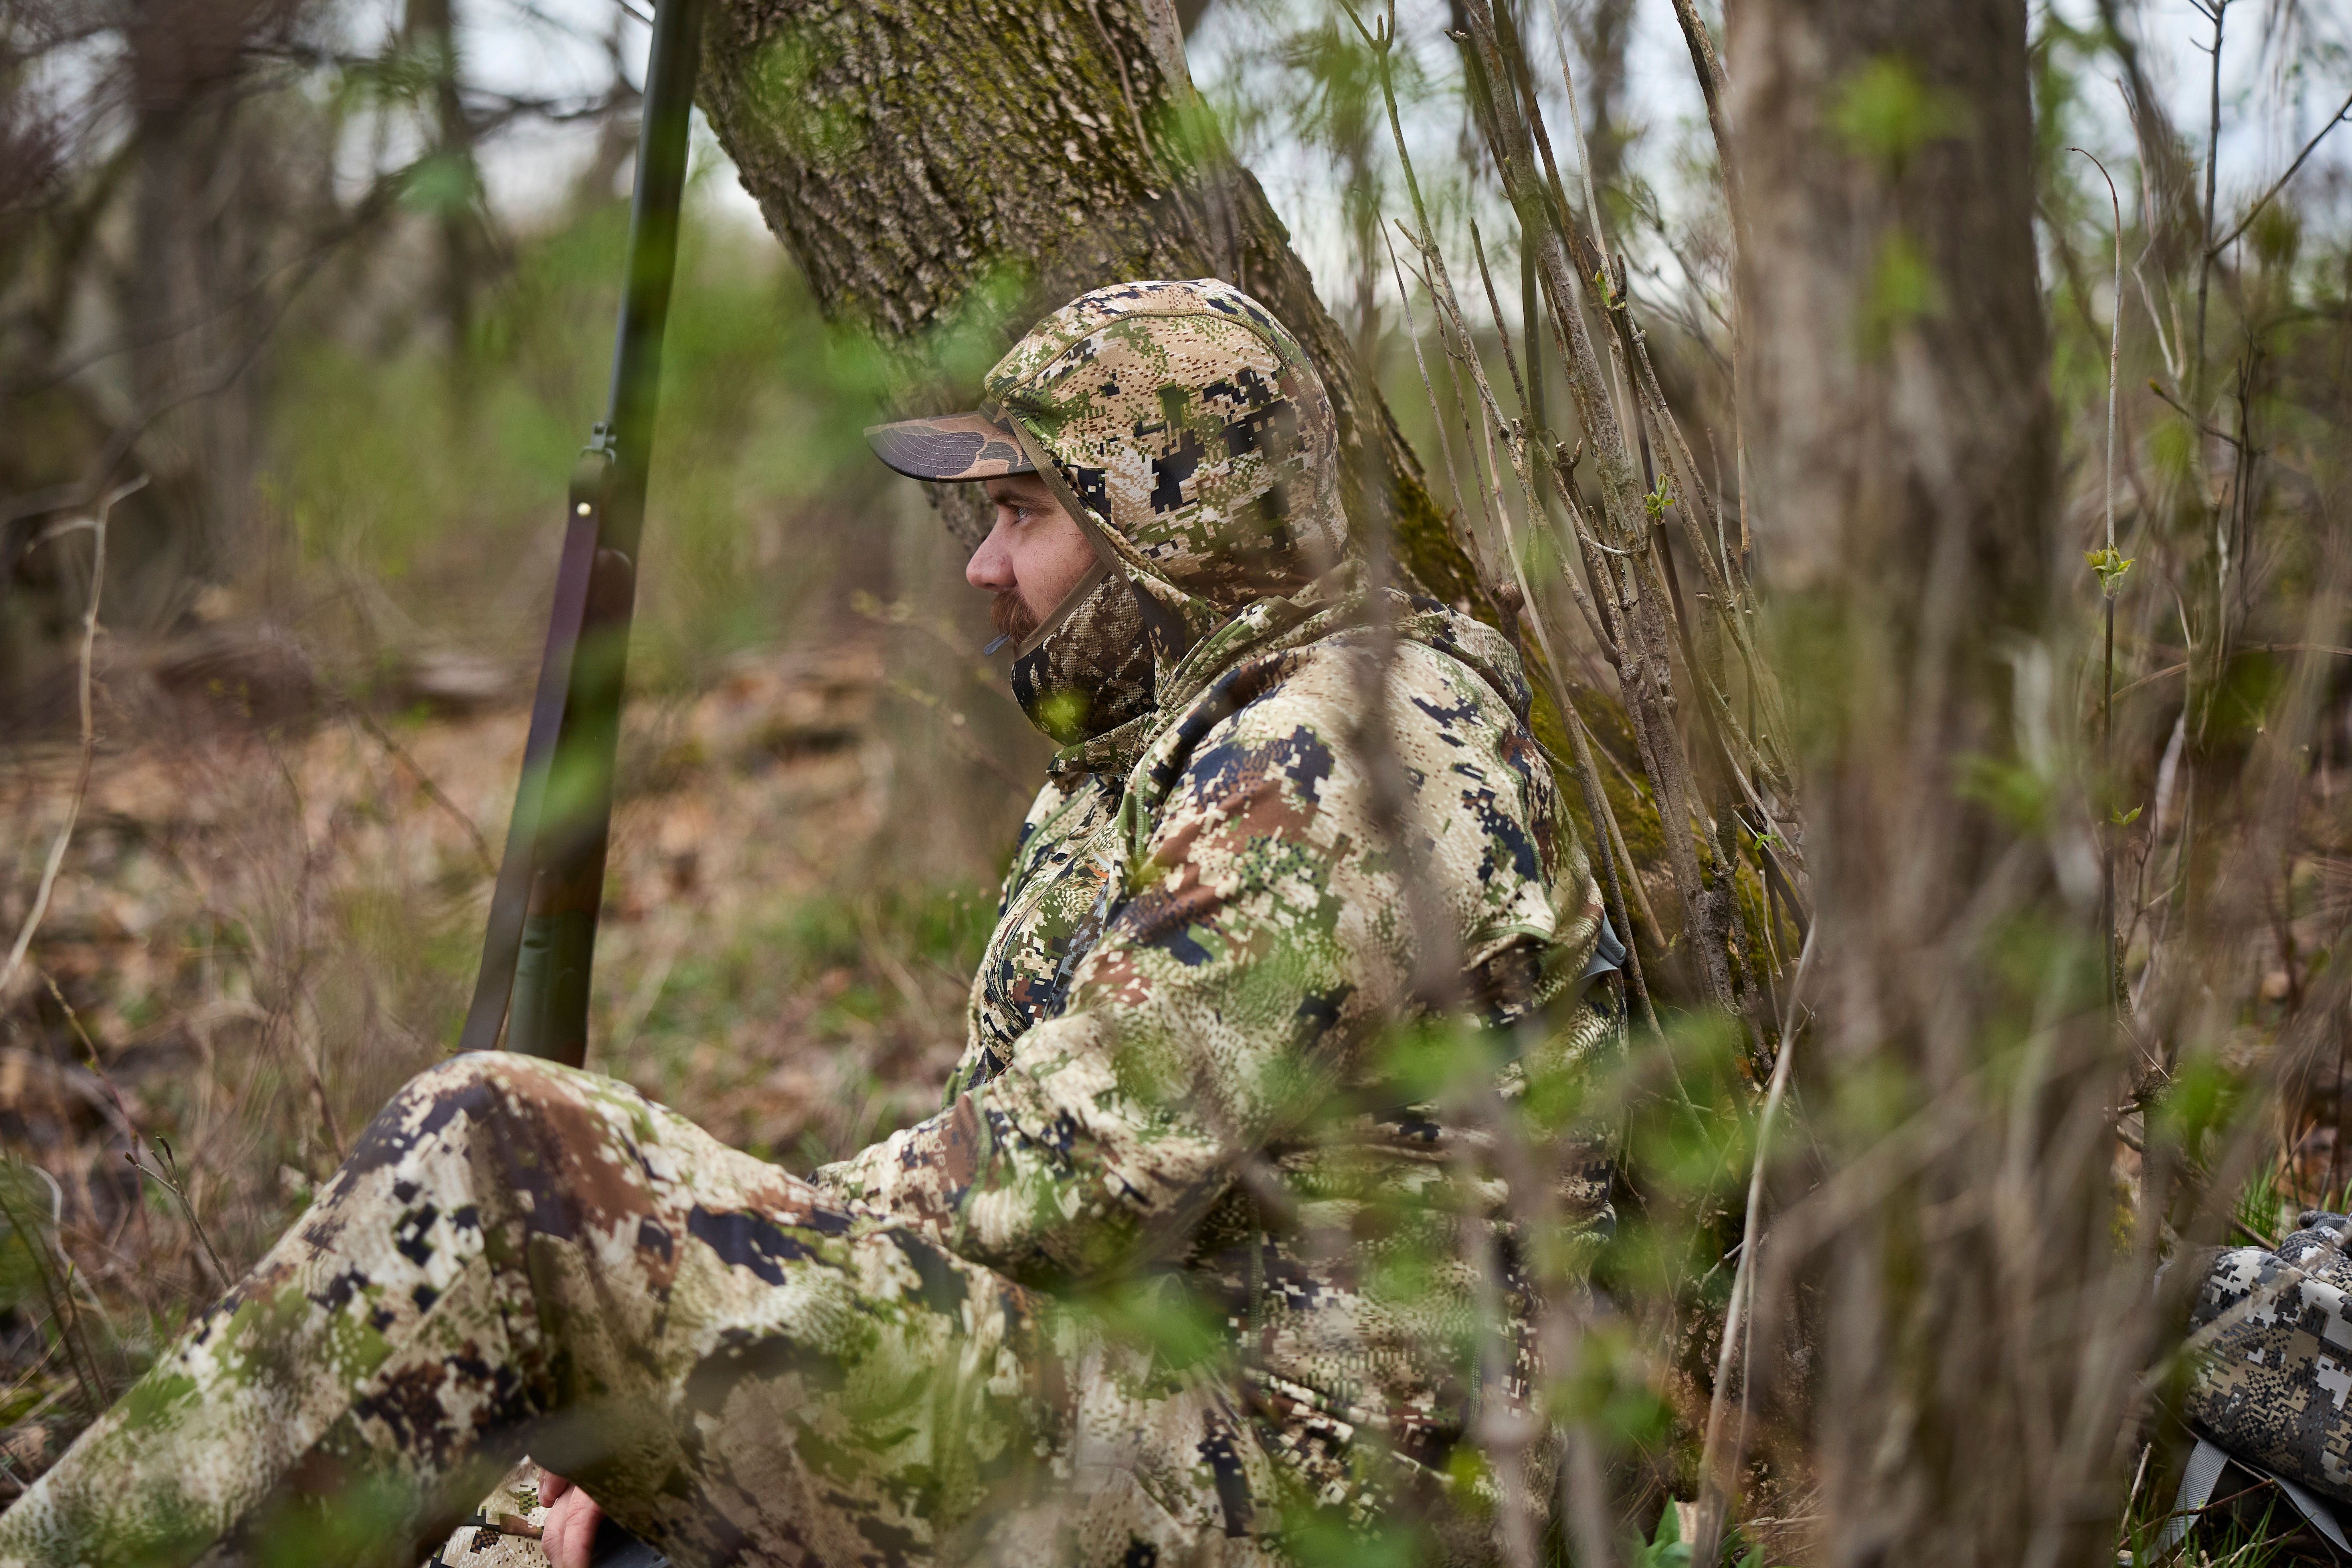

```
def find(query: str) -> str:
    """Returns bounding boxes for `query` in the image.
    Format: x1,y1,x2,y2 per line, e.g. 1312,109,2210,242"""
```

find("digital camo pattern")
991,279,1345,750
986,279,1345,618
852,276,1623,1543
1007,570,1156,747
2186,1213,2352,1502
425,1465,554,1567
0,279,1616,1568
0,1055,1293,1568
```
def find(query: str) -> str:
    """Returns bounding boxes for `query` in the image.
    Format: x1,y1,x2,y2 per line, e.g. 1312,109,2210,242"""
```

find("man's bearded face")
971,474,1095,649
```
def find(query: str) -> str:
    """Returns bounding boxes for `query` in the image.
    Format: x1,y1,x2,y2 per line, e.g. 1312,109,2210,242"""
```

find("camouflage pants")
0,1055,1297,1568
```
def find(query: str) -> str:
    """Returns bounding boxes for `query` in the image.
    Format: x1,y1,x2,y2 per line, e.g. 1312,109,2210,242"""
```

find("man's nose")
967,519,1016,591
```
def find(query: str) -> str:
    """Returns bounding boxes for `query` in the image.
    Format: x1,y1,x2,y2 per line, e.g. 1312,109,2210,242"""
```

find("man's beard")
991,590,1040,647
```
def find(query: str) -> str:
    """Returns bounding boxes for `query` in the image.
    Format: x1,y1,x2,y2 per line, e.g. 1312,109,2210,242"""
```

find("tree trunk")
695,0,1477,603
1727,2,2124,1564
117,0,303,611
125,16,258,605
1563,0,1635,200
404,0,483,354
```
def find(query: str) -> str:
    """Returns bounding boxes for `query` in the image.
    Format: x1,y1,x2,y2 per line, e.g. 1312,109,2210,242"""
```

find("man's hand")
538,1471,604,1568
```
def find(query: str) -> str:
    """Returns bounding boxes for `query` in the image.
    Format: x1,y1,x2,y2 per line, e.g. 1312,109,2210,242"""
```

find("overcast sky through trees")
364,0,2352,336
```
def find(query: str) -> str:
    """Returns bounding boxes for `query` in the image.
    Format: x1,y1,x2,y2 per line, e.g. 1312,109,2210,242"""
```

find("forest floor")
0,633,1012,1508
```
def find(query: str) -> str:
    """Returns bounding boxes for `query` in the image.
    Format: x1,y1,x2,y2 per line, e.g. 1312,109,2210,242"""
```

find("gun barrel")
600,0,704,567
457,0,703,1070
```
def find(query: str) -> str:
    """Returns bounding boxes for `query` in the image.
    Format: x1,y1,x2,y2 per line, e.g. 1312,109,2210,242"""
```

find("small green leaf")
1635,1501,1693,1568
2085,547,2135,597
2111,803,2143,826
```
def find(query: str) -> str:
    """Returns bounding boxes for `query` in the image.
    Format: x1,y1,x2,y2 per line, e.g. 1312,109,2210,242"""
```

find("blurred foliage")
267,170,900,693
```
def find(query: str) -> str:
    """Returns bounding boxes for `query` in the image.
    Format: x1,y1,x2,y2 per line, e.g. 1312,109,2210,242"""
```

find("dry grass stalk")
1,479,145,1005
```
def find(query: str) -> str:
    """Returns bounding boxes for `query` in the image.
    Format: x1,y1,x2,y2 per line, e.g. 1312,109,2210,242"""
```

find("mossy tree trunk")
695,0,1478,596
1724,2,2118,1562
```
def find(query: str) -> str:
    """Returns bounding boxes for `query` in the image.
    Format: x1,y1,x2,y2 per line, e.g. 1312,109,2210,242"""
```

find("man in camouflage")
0,279,1617,1568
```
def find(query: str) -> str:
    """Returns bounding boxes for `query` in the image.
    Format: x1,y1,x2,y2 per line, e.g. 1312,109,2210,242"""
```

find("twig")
1661,0,1739,230
2206,86,2352,257
855,897,940,1037
1,476,145,1003
1386,230,1487,583
609,921,688,1060
30,967,154,1256
2116,643,2352,706
882,679,1028,792
2190,0,2228,412
2147,378,2244,447
127,1137,230,1287
340,701,497,878
1468,221,1530,416
1456,0,1757,1029
1563,702,1658,1035
0,1176,105,1422
2074,146,2123,1012
1544,0,1613,277
1689,923,1816,1565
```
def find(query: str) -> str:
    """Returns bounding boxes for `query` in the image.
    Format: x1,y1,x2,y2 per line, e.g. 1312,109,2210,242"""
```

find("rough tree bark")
695,0,1478,599
1727,2,2123,1564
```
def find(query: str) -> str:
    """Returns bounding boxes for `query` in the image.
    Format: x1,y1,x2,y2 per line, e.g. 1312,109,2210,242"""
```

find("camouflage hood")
981,279,1350,747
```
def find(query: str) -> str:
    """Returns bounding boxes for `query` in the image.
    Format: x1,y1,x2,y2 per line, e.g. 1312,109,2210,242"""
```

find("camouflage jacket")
818,574,1612,1476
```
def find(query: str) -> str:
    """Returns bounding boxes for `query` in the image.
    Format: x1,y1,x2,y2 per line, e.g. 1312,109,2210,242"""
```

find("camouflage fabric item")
865,279,1351,749
843,570,1621,1536
423,1465,557,1568
983,279,1347,626
2184,1212,2352,1501
0,280,1615,1568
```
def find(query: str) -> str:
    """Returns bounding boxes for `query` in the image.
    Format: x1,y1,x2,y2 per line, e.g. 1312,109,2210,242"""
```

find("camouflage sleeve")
820,638,1593,1285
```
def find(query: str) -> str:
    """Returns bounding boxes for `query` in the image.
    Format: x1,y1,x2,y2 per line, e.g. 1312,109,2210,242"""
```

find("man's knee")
341,1051,603,1188
412,1050,580,1111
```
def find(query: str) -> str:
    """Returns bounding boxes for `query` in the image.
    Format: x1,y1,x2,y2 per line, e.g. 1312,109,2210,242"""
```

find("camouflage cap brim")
864,409,1035,481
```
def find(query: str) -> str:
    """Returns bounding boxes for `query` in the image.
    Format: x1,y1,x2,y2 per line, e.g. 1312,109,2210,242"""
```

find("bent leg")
0,1054,1050,1568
